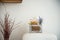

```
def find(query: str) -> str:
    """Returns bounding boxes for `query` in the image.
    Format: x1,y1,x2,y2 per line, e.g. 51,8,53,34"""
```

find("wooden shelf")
0,0,22,3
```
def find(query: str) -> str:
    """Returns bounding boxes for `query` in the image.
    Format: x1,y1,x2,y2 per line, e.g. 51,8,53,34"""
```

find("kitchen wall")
0,0,60,40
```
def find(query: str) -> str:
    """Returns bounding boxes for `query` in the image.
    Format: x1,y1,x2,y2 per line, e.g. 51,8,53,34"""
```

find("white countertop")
23,33,57,40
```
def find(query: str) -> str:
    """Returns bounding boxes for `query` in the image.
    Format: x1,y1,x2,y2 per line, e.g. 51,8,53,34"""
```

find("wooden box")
0,0,22,3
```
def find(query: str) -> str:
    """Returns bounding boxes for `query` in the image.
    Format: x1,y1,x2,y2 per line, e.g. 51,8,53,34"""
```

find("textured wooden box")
0,0,22,3
31,25,41,31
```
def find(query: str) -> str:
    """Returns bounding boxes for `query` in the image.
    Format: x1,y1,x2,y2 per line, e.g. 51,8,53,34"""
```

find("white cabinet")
23,33,57,40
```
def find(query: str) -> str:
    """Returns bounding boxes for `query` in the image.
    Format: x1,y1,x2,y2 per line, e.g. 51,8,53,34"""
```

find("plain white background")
0,0,60,40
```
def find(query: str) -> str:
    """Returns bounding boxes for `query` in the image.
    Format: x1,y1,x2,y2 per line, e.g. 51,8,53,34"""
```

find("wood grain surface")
0,0,22,3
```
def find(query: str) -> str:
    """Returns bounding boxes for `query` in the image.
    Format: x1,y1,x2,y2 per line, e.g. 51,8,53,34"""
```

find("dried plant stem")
0,14,15,40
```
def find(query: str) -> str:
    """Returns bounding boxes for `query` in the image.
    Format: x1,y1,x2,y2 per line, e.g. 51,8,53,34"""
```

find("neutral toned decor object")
28,17,43,33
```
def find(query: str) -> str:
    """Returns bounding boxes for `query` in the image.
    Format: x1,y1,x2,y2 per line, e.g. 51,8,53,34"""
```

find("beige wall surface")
0,0,60,40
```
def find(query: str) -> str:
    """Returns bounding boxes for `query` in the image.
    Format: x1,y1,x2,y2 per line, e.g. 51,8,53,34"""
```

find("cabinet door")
0,0,22,3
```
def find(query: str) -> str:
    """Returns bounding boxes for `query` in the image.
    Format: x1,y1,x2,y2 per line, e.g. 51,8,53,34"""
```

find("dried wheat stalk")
0,13,15,40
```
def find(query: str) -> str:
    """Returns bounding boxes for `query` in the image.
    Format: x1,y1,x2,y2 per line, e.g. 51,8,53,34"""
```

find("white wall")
0,0,60,40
